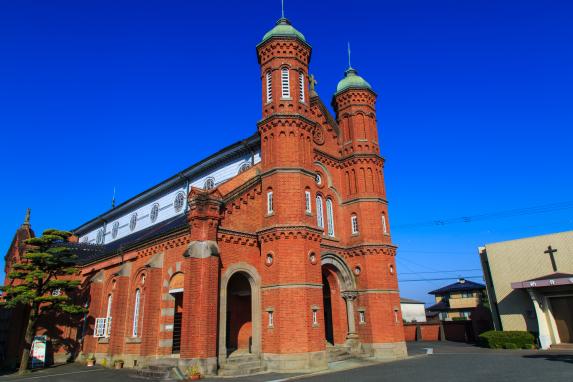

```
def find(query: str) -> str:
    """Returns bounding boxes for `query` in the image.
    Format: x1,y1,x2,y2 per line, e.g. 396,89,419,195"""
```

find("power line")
393,200,573,230
399,276,484,282
400,268,481,275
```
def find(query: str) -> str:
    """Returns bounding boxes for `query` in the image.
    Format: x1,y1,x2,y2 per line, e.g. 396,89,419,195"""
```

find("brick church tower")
2,13,406,376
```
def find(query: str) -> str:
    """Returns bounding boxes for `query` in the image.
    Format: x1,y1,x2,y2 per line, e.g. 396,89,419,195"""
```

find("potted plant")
186,365,201,380
114,359,124,369
86,354,96,367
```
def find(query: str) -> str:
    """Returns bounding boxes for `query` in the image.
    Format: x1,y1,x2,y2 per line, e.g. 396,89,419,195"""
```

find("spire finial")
23,208,31,225
281,0,285,18
112,187,116,209
347,41,352,69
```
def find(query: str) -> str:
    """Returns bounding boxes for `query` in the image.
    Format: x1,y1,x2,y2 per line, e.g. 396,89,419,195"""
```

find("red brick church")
2,15,406,375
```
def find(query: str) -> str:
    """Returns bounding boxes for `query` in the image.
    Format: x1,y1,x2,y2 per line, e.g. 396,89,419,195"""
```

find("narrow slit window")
326,199,335,237
312,310,318,326
268,311,274,327
382,213,388,234
351,214,359,235
316,195,324,229
266,71,272,103
305,191,312,214
299,72,305,102
281,67,290,98
267,191,274,215
132,289,141,337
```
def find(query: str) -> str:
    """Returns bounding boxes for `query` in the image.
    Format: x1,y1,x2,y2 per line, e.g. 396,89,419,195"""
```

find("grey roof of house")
400,297,425,304
428,279,486,295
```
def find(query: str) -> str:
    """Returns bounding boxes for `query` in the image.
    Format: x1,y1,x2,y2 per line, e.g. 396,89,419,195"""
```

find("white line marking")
3,368,105,380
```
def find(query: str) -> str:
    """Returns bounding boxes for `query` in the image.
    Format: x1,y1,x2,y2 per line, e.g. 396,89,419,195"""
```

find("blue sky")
1,0,572,303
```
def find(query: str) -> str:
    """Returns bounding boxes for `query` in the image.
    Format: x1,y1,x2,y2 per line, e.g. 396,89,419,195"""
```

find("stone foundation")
362,341,408,360
263,350,328,372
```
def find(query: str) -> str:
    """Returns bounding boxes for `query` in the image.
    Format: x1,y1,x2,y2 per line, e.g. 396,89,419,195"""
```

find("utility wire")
400,268,481,275
400,276,484,282
393,200,573,229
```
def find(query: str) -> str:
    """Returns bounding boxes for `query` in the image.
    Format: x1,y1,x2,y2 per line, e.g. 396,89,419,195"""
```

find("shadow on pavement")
523,354,573,364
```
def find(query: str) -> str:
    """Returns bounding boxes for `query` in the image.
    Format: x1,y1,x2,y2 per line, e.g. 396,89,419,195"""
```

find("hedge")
478,330,536,349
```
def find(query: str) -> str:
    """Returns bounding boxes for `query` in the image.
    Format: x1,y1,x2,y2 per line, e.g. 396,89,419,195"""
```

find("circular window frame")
354,265,362,276
150,203,159,223
129,213,138,232
265,253,274,267
112,221,119,239
309,252,318,265
174,191,185,213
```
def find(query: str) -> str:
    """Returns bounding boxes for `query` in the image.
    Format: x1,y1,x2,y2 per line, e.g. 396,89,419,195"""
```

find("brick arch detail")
218,262,262,365
320,253,356,292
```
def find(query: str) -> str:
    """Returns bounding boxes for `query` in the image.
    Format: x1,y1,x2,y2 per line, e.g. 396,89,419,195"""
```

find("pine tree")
0,229,87,374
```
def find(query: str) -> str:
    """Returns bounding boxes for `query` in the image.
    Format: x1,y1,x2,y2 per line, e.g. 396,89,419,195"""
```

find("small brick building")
3,16,406,375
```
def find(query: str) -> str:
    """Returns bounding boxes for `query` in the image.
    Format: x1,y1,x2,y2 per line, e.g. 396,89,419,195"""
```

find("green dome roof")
261,18,306,44
336,67,372,94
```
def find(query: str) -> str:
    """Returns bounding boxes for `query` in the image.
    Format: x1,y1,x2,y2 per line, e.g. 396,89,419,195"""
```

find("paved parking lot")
0,342,571,382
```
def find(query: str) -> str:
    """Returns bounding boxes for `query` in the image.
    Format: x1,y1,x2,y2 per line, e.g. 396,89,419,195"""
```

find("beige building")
479,230,573,349
426,278,486,320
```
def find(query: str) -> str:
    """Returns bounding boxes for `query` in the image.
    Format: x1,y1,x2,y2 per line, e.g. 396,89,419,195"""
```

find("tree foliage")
1,229,86,314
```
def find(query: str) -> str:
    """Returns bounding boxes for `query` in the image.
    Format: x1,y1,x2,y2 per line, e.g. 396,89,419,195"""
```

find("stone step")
327,346,352,363
133,365,185,381
224,355,260,365
220,360,262,370
552,343,573,350
218,366,265,377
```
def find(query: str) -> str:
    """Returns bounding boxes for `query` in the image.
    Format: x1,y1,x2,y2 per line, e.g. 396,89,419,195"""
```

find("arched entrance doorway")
218,263,261,364
168,272,184,354
321,254,357,346
226,273,252,354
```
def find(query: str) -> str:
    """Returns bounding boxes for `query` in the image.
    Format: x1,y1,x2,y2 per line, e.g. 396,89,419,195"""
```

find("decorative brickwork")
2,16,406,374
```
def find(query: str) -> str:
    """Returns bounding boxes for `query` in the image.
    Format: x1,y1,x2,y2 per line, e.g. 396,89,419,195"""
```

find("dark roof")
428,279,486,295
400,297,425,304
426,301,449,312
68,214,188,265
528,272,573,282
73,133,260,235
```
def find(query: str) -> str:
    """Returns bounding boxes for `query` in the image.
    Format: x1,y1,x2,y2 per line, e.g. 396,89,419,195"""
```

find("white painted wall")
401,302,427,323
78,150,261,245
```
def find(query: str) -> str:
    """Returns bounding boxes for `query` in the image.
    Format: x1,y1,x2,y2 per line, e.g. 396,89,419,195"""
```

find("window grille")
299,72,305,102
281,67,290,98
266,71,272,103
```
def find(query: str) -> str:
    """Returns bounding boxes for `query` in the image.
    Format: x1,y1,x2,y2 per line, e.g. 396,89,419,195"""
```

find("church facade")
3,17,406,374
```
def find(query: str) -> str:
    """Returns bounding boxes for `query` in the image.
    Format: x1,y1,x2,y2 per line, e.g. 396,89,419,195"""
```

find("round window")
354,266,362,276
265,254,274,266
174,191,185,213
315,173,322,185
150,203,159,223
130,213,138,231
112,221,119,239
96,229,104,245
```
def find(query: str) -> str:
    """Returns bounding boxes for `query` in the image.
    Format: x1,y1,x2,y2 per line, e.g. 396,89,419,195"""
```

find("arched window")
132,289,141,337
326,199,335,237
316,195,324,229
281,67,290,99
266,71,272,103
351,214,359,235
267,190,274,215
106,294,113,337
299,72,305,102
382,213,388,235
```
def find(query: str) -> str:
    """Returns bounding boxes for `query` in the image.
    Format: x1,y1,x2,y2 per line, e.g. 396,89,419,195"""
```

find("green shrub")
478,330,535,349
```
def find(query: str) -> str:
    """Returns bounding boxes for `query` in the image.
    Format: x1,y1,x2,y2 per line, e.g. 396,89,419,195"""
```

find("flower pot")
86,360,95,367
114,362,124,369
190,375,201,380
